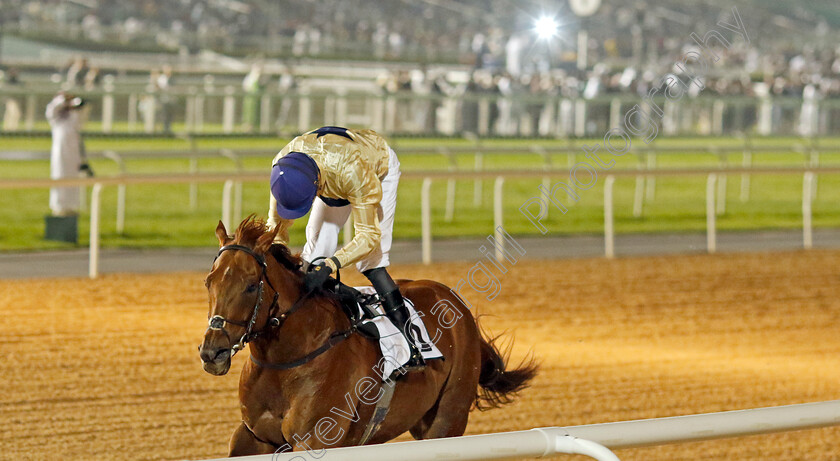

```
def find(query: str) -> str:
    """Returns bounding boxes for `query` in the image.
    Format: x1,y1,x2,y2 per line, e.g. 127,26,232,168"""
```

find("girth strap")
358,379,397,445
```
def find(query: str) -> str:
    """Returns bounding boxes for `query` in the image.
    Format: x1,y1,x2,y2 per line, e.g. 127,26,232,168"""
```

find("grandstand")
2,1,840,138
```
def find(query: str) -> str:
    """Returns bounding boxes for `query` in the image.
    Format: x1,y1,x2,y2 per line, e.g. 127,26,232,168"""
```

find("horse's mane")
231,217,341,306
233,216,302,273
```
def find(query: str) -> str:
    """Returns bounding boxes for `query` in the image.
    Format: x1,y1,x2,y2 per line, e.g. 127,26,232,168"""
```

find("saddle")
324,279,383,338
323,276,444,382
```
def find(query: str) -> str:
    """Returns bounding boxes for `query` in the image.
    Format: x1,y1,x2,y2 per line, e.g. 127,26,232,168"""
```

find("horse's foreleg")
229,422,280,456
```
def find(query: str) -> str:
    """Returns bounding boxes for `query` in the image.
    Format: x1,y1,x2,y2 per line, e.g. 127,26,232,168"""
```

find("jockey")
267,126,425,372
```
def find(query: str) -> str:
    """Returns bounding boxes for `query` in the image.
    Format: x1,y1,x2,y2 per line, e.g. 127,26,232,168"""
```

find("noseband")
206,244,357,370
207,244,282,356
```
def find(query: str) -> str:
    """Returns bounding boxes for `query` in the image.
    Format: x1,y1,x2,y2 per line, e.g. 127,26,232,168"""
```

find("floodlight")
534,16,559,40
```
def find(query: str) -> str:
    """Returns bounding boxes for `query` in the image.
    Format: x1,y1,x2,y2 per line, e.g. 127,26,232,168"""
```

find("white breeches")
300,148,400,272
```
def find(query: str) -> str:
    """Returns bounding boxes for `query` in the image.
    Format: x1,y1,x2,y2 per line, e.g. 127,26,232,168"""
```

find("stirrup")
403,355,426,373
390,354,426,380
400,342,427,373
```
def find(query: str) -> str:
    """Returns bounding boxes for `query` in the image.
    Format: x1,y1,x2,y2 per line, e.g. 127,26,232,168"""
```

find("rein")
208,244,356,369
249,328,355,370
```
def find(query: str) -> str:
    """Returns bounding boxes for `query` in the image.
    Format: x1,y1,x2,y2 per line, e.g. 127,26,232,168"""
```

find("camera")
69,97,86,109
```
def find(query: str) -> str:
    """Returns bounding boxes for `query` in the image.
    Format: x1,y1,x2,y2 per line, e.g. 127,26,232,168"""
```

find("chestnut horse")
199,217,537,456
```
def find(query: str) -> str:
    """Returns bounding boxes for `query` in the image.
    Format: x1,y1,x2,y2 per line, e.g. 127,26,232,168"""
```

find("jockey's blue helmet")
270,152,320,219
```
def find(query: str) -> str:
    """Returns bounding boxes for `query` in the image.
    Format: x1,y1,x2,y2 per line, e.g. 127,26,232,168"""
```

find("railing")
2,165,837,278
198,400,840,461
4,83,840,137
416,166,838,263
4,137,839,222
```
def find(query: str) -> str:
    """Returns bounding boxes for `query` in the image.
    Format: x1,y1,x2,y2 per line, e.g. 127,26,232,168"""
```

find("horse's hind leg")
409,377,475,439
229,422,278,456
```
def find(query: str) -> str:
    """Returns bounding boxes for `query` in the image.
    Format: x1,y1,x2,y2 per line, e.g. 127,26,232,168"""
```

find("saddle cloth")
353,286,443,380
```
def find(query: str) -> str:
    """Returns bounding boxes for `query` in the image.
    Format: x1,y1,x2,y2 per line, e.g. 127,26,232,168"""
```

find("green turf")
2,135,840,251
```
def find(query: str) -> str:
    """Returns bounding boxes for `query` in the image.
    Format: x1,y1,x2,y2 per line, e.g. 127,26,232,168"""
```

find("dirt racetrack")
2,250,840,461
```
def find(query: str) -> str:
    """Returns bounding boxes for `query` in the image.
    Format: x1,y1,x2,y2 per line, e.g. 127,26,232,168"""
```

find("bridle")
206,244,354,368
207,244,288,356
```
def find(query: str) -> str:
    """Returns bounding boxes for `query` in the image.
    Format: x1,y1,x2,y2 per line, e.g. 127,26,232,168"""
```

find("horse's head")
199,218,284,375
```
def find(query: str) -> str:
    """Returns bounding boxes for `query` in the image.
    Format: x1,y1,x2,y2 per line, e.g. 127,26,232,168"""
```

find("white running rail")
197,400,840,461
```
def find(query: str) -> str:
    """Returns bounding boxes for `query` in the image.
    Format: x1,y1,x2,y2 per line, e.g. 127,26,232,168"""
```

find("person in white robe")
46,92,90,216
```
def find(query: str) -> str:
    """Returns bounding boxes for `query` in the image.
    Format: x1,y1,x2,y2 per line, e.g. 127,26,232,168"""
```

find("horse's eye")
245,284,258,294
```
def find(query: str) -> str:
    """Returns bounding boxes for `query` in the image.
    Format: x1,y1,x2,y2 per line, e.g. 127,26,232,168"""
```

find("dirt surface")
2,250,839,461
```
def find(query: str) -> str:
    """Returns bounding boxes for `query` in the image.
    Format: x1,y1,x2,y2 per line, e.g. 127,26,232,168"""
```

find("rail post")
706,174,717,253
221,149,244,225
441,147,456,222
24,93,36,131
185,86,197,131
103,151,126,234
222,180,234,231
222,86,236,134
260,94,272,134
645,150,656,201
609,97,622,130
633,153,644,218
493,176,505,262
102,80,114,133
474,149,483,207
533,145,550,219
604,175,615,259
143,92,155,134
716,148,727,215
740,136,752,202
298,88,312,133
89,183,104,279
803,172,814,249
808,137,819,199
127,93,138,131
421,178,432,265
478,98,490,135
194,92,205,132
189,155,199,211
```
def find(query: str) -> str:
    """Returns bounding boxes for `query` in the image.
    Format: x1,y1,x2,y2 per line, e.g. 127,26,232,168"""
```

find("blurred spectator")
274,66,297,133
65,57,89,88
84,67,102,91
82,13,103,41
1,67,23,131
46,92,90,217
139,68,159,132
156,65,175,133
242,63,265,132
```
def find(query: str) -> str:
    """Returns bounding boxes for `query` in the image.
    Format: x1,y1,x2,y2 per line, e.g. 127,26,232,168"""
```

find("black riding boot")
363,267,426,374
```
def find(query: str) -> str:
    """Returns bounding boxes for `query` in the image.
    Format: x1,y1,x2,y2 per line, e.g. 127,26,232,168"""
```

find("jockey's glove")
303,263,332,292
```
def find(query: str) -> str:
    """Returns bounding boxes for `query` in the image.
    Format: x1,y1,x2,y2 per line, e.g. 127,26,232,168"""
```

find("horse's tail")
474,327,539,411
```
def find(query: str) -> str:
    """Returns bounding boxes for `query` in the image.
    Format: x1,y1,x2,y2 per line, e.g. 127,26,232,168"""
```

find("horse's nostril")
200,347,219,363
200,347,230,363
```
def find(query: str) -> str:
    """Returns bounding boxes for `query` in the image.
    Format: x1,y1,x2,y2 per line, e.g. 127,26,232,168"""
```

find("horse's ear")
216,220,231,247
255,225,279,255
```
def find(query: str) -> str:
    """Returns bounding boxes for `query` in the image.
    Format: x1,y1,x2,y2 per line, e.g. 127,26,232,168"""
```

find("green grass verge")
2,135,840,251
